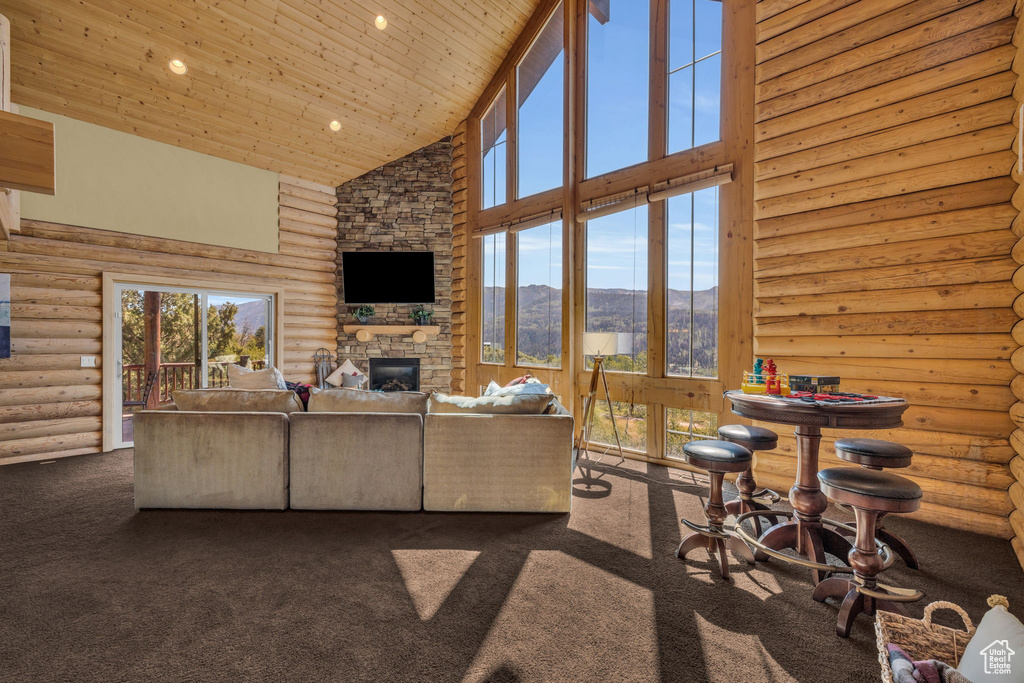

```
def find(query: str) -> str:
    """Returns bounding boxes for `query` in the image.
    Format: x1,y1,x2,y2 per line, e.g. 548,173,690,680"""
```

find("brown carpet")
1,450,1021,683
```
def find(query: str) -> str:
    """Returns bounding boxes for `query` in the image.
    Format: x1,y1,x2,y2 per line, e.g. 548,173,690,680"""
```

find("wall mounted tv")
341,251,436,304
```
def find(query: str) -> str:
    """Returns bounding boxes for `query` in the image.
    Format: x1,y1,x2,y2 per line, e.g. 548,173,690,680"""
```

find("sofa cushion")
308,388,429,415
171,388,303,413
227,363,287,390
428,392,553,415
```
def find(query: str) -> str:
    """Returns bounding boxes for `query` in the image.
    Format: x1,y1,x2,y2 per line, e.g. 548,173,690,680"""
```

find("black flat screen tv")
341,251,436,304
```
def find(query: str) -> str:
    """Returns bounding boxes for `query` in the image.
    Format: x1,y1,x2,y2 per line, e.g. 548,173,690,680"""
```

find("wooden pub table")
724,390,909,584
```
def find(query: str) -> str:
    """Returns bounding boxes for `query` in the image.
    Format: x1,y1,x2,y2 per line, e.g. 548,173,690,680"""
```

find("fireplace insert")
368,358,420,392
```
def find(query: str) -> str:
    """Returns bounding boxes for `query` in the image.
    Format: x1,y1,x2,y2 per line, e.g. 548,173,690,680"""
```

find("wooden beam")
0,109,55,195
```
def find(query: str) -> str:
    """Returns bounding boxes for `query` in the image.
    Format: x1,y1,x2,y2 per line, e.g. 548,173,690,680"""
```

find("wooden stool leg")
677,471,746,580
875,514,919,570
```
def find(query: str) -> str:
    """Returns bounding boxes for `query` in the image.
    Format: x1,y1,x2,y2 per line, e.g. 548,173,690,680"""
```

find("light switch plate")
80,356,97,368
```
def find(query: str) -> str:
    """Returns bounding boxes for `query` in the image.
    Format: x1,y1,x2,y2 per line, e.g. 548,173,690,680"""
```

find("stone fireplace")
335,139,454,393
369,358,420,392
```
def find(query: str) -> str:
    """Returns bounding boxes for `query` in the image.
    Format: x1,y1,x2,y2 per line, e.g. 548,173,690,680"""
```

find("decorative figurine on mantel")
410,304,433,325
353,305,375,325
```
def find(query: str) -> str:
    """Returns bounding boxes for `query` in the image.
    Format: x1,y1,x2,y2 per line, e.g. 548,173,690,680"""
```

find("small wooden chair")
834,438,919,569
812,467,923,637
676,440,756,580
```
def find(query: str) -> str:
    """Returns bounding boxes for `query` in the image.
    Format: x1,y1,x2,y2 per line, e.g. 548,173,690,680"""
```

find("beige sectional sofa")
133,387,574,513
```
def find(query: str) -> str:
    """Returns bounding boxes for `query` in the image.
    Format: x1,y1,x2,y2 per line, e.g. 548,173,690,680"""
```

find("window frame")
464,0,754,467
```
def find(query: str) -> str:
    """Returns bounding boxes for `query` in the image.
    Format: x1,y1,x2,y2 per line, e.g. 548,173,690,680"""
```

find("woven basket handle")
922,602,975,634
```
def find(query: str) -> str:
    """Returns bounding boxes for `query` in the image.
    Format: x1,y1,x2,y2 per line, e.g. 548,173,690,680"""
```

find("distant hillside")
221,300,266,333
485,285,718,374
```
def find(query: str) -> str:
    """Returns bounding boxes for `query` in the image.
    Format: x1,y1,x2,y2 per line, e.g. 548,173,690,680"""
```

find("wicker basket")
876,601,976,683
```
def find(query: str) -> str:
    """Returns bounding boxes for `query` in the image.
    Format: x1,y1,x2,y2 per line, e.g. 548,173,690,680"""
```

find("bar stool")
718,424,782,536
677,440,756,580
835,438,919,569
812,467,923,637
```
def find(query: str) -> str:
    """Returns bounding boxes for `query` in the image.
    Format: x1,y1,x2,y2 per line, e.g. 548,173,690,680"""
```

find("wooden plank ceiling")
0,0,541,186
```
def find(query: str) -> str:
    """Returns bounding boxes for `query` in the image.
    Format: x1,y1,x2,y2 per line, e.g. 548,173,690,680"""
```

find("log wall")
0,175,338,465
450,120,469,394
753,0,1019,540
1009,0,1024,570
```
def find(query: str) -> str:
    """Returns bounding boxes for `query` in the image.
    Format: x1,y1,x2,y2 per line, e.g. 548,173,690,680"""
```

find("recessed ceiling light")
374,15,387,30
330,120,342,131
168,58,188,75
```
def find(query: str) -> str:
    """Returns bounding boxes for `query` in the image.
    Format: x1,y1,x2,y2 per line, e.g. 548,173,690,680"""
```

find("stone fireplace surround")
334,139,454,394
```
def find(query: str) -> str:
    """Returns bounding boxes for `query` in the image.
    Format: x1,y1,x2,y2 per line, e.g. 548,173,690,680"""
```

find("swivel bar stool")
717,424,782,537
677,440,756,580
834,438,919,569
812,467,923,638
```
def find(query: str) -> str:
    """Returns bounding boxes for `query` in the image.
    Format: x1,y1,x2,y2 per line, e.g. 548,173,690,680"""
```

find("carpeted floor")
1,450,1021,683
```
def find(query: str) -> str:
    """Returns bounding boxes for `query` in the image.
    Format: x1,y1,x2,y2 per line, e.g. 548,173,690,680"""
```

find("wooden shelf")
342,324,440,343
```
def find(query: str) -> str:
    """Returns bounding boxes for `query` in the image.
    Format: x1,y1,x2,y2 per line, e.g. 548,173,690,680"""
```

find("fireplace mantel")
342,324,440,343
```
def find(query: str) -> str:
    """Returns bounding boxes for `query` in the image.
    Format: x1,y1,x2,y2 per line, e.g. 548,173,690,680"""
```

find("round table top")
724,390,908,430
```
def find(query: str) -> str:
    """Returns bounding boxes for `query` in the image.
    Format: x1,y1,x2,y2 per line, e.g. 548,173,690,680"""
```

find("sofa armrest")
423,413,574,512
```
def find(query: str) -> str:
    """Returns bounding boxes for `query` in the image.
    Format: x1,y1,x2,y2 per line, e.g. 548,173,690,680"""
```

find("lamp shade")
583,332,618,356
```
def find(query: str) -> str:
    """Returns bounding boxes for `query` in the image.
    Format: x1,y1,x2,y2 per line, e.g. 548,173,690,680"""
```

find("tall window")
517,3,565,198
668,0,722,153
585,205,648,372
517,221,562,367
481,234,506,363
481,89,507,209
666,187,719,377
586,0,650,178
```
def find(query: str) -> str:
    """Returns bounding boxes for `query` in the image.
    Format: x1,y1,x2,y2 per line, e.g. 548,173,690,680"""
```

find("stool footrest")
858,582,924,603
681,518,730,539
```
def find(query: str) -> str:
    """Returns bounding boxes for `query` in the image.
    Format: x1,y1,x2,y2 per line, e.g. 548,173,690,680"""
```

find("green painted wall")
18,106,279,253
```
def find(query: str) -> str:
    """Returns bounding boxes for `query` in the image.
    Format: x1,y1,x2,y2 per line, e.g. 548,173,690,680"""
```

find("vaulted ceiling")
0,0,542,186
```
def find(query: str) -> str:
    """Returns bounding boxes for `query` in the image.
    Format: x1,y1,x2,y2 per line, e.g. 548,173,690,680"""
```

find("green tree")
206,302,237,359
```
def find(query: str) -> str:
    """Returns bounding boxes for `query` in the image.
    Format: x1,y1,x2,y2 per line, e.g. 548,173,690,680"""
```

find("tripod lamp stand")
576,332,625,460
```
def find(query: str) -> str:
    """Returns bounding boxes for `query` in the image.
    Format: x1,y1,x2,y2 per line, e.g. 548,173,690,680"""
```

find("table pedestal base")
760,519,853,584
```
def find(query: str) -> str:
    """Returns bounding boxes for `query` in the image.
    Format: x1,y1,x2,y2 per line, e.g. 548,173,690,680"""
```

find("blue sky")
501,0,723,292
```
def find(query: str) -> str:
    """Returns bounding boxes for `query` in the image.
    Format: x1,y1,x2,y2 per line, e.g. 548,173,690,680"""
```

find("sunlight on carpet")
391,549,481,621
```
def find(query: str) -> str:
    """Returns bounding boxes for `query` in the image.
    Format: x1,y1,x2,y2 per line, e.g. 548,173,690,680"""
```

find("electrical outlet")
80,356,97,368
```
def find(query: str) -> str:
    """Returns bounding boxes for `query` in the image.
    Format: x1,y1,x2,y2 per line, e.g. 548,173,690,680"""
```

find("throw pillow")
172,389,303,413
325,359,368,388
504,374,532,387
488,382,552,397
428,392,552,415
227,364,287,390
308,387,429,415
958,596,1024,681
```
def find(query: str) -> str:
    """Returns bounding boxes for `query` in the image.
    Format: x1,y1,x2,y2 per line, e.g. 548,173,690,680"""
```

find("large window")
585,205,648,373
667,187,719,377
481,89,507,209
517,3,564,198
517,221,562,367
668,0,722,153
586,0,650,178
481,234,506,363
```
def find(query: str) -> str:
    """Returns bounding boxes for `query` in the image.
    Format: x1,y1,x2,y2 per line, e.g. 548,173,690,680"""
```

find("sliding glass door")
114,283,273,448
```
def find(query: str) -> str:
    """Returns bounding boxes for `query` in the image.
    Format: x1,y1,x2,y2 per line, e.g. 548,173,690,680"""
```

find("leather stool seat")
717,424,779,451
818,467,922,513
683,440,751,472
834,438,913,469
